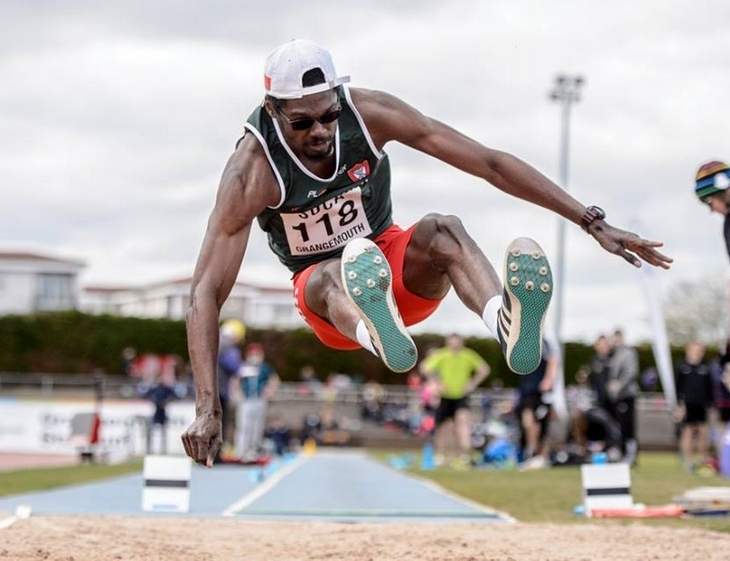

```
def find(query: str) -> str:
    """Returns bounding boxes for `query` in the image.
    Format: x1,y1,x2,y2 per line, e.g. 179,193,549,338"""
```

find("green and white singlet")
242,85,393,274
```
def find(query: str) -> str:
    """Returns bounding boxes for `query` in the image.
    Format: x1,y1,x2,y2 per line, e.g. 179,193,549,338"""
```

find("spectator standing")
675,341,714,471
515,339,558,469
361,379,386,422
140,372,178,454
421,334,490,466
121,347,137,377
713,340,730,427
608,329,640,464
235,343,279,461
589,335,613,408
297,365,322,397
589,335,622,458
217,320,246,452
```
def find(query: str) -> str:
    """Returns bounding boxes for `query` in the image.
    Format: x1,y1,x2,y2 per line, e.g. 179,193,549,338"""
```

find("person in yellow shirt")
421,334,490,464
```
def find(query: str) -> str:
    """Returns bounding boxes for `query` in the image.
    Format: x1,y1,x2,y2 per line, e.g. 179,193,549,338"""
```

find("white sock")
355,320,377,355
481,294,503,338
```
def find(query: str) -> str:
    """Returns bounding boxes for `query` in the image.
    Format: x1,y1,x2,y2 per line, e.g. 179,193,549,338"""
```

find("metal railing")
0,371,670,411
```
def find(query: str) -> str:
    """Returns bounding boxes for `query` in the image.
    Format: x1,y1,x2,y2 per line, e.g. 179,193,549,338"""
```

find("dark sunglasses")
275,104,342,131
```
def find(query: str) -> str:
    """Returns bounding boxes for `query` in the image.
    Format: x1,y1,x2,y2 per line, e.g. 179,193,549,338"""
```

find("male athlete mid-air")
181,40,672,465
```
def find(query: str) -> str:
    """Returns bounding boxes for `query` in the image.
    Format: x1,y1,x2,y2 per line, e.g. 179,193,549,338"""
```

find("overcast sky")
2,1,728,343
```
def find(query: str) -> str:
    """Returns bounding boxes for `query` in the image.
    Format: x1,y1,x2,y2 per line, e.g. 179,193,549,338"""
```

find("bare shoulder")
348,87,428,147
348,87,403,118
220,133,280,214
207,133,281,235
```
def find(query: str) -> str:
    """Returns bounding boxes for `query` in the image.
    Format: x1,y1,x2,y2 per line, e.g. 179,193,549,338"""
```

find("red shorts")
293,225,442,350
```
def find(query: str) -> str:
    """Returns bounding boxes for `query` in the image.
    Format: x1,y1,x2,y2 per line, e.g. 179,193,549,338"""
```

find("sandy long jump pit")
2,516,730,561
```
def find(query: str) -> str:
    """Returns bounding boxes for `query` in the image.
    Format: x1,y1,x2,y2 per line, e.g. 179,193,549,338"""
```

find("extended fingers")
618,248,641,268
635,247,673,269
633,238,664,248
647,248,673,264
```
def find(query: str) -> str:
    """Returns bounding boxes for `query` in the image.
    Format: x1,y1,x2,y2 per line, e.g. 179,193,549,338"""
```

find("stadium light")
548,74,585,417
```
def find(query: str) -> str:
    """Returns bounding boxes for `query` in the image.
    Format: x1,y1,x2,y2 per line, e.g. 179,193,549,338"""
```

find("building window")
35,273,75,311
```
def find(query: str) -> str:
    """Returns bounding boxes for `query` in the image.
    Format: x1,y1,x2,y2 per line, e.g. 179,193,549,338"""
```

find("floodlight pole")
549,74,584,407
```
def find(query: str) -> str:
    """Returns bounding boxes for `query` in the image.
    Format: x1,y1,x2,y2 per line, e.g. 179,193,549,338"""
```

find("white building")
0,251,85,314
82,276,303,329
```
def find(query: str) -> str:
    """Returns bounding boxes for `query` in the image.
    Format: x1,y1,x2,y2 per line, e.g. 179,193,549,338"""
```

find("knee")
419,213,464,235
423,214,467,265
318,262,343,296
306,261,342,310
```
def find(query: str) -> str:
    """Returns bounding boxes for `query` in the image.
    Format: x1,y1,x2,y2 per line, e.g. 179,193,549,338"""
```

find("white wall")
0,271,35,314
0,257,83,315
83,280,303,329
0,398,194,456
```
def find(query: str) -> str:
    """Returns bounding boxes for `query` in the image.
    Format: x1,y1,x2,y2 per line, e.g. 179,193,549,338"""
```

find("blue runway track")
0,450,510,523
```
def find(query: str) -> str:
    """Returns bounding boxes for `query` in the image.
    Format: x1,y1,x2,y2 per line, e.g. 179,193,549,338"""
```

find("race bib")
281,187,372,256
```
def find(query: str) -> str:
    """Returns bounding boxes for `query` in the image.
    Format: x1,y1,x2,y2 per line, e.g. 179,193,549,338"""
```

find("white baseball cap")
264,39,350,100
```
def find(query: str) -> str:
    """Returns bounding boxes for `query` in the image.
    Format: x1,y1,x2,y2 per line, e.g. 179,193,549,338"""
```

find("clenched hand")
181,411,222,467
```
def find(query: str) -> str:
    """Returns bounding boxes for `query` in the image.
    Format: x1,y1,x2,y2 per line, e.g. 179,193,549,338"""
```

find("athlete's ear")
263,96,279,119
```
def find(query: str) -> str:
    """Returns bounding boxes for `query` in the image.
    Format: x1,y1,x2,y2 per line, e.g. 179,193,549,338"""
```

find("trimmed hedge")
0,312,187,374
0,312,693,387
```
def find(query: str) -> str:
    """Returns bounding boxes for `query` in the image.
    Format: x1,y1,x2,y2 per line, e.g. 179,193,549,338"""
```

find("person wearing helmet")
695,160,730,260
217,319,246,455
182,40,672,466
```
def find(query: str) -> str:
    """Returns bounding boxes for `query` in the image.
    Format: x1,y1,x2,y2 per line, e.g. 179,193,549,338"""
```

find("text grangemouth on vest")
281,187,373,256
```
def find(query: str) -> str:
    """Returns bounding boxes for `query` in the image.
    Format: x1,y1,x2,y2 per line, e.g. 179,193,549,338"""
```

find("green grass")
371,450,730,533
0,461,142,498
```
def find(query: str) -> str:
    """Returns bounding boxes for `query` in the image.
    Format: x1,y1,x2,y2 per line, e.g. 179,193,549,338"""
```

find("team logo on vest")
347,160,370,182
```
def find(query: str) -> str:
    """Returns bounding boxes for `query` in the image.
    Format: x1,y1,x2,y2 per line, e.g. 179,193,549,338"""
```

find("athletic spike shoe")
496,237,553,375
341,237,418,373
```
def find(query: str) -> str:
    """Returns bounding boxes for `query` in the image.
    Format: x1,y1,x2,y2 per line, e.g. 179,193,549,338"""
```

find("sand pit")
1,516,729,561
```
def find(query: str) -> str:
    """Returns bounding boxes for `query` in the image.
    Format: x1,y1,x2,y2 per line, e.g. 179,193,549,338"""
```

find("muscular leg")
404,213,553,375
403,213,500,313
303,214,504,333
301,242,418,371
303,257,361,341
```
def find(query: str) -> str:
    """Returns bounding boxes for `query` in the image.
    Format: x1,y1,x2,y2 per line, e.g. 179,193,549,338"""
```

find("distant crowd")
121,324,730,472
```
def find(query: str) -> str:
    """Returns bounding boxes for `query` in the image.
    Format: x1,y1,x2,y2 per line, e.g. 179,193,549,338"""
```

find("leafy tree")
663,278,729,345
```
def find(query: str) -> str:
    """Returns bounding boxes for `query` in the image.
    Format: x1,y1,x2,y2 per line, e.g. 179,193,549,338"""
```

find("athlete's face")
270,91,340,161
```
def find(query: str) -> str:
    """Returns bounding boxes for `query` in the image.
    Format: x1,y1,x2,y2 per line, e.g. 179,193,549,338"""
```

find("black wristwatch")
581,205,606,232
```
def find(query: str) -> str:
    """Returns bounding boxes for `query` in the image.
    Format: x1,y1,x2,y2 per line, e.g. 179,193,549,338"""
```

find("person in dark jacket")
516,339,557,468
713,339,730,425
675,341,714,470
140,373,178,454
588,335,624,459
608,329,640,464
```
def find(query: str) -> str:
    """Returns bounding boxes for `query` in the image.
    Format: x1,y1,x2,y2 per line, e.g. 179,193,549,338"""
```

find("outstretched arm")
181,137,279,466
355,89,672,269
